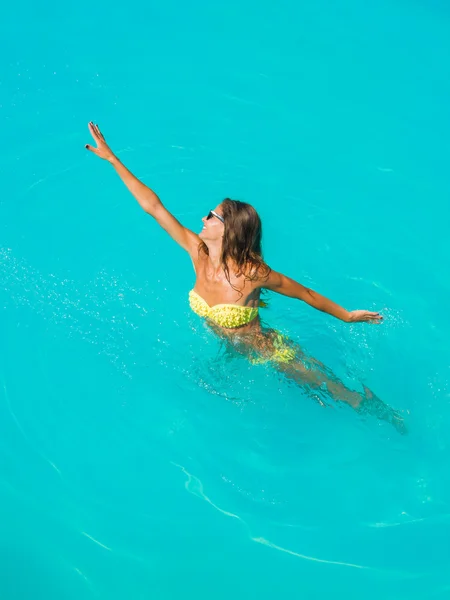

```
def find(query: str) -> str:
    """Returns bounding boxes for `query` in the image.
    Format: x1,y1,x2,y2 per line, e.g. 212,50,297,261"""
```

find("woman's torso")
189,250,297,365
190,250,263,334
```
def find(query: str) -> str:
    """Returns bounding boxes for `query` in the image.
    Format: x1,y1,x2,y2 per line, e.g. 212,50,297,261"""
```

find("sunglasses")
206,210,224,223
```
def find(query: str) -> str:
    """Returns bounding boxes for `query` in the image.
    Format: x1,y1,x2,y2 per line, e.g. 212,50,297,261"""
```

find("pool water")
1,0,450,597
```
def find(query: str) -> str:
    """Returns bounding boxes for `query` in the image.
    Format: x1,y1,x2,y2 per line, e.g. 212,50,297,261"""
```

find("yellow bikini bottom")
246,332,297,365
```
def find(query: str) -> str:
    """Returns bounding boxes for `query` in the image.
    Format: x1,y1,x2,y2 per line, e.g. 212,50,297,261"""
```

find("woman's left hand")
347,310,383,323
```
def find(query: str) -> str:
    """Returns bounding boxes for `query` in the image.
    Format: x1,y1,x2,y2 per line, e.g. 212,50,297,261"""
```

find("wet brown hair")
199,198,270,295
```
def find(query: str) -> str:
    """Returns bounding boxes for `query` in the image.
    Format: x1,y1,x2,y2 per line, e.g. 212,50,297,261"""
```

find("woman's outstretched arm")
262,270,382,323
85,122,200,254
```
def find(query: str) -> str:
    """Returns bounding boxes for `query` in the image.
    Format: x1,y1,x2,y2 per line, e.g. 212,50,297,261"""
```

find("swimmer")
85,122,405,433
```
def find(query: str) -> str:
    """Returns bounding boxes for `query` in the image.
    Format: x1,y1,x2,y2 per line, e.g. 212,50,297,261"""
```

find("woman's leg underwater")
274,348,406,434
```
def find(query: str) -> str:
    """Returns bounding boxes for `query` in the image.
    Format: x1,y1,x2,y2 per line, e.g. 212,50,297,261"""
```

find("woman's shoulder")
245,260,271,285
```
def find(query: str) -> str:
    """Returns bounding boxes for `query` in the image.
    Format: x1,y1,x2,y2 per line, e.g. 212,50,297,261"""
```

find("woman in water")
86,122,404,432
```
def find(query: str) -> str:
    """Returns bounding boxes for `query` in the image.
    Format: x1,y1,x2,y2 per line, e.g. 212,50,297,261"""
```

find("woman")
86,123,405,432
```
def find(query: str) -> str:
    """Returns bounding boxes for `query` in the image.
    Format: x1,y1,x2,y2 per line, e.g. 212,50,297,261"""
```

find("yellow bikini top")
189,289,260,328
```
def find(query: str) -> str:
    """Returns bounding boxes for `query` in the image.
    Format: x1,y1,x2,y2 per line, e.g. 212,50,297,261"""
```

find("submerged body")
189,242,404,432
189,281,405,432
189,288,296,364
189,246,296,364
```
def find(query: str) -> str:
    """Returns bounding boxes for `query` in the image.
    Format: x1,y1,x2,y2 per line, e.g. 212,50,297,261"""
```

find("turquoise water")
1,0,450,597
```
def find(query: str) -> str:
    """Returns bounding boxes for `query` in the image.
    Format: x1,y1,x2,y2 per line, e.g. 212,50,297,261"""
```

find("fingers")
88,121,106,142
85,144,100,155
88,121,98,140
367,313,383,323
350,310,383,323
89,121,105,141
364,312,382,322
95,124,105,141
367,312,382,321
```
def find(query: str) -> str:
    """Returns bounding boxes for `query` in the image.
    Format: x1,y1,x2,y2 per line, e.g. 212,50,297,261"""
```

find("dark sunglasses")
206,210,224,223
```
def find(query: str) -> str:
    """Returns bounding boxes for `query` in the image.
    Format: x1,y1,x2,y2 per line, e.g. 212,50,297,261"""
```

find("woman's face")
199,204,224,242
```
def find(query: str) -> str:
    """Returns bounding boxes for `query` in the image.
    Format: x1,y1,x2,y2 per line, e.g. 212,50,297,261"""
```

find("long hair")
200,198,270,295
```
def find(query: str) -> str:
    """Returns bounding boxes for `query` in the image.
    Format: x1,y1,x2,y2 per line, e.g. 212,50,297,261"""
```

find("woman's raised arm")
85,122,200,254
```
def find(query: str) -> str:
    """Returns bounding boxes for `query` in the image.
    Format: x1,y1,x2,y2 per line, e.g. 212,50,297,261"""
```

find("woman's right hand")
347,309,383,323
85,122,116,162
